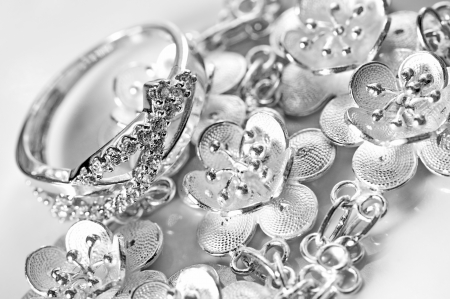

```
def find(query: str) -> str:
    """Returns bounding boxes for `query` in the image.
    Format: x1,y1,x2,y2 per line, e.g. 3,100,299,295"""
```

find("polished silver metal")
16,22,207,222
24,219,164,299
282,0,391,75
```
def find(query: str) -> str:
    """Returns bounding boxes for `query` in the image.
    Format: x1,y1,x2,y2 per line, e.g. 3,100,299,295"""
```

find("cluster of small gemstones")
33,189,114,222
46,236,117,299
69,71,196,219
368,68,440,128
300,2,365,57
206,129,272,208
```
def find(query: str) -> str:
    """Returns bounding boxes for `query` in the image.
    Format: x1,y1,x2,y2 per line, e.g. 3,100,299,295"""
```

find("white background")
1,0,447,298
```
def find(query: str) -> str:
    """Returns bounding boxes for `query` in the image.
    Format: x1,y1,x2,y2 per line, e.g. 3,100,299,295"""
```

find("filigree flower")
131,264,222,299
282,0,390,75
23,220,164,299
183,110,337,255
346,51,450,146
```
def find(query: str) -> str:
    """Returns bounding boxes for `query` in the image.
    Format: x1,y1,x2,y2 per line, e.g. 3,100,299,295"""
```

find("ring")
16,22,207,222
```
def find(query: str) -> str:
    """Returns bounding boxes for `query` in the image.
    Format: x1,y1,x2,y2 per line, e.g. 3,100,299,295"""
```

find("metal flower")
346,51,450,146
131,264,222,299
191,51,248,144
24,220,164,299
183,110,337,255
282,0,390,75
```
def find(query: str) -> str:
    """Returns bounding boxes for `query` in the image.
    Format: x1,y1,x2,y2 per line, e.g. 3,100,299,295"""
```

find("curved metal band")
17,22,206,197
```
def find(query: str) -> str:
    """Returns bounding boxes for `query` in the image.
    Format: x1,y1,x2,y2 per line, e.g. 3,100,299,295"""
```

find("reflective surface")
3,1,450,298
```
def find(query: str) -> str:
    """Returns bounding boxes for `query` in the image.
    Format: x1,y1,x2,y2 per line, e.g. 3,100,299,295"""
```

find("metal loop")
316,243,352,272
418,6,450,53
230,249,257,276
334,236,365,264
334,267,363,295
300,233,322,264
245,45,277,71
330,180,360,204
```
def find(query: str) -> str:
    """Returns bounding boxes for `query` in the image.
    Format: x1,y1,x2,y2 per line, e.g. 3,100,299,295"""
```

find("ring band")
16,22,207,221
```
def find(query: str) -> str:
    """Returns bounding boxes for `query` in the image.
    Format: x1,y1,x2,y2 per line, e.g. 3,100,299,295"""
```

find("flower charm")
183,110,336,255
346,51,450,146
192,51,247,144
282,0,390,74
24,220,164,299
131,264,222,299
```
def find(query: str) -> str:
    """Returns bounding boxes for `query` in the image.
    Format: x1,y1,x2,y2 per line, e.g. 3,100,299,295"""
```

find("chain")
227,180,388,299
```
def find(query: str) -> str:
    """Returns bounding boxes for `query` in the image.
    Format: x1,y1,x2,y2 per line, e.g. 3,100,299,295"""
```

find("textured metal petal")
210,264,238,287
346,104,450,146
175,266,221,299
197,212,256,256
350,62,398,111
22,290,45,299
222,281,273,299
96,286,121,299
376,48,415,75
113,64,156,111
183,170,267,213
279,63,339,116
116,270,167,299
257,183,318,239
197,121,243,170
115,221,163,272
398,51,448,94
284,0,389,74
192,94,246,144
417,135,450,176
131,281,175,299
381,11,418,51
25,246,66,295
352,142,417,191
320,94,364,147
243,111,290,198
269,8,301,56
205,51,247,94
65,220,113,266
288,128,336,182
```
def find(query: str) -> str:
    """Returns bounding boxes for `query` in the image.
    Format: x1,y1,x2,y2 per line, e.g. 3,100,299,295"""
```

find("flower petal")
197,121,243,170
173,265,221,299
288,128,336,182
115,220,163,272
352,142,418,190
376,48,415,75
381,11,418,52
243,110,290,198
95,286,121,299
222,281,273,299
284,0,389,74
204,51,247,94
116,270,167,299
192,94,246,144
25,246,66,295
22,290,45,299
131,281,175,299
197,212,256,256
417,133,450,176
209,264,238,288
258,183,318,239
350,61,398,112
183,170,268,214
65,220,113,266
398,51,448,93
269,8,301,56
346,106,443,146
279,63,339,116
320,94,364,147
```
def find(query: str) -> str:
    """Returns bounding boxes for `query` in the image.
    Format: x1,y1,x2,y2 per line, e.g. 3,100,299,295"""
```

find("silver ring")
16,22,207,221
